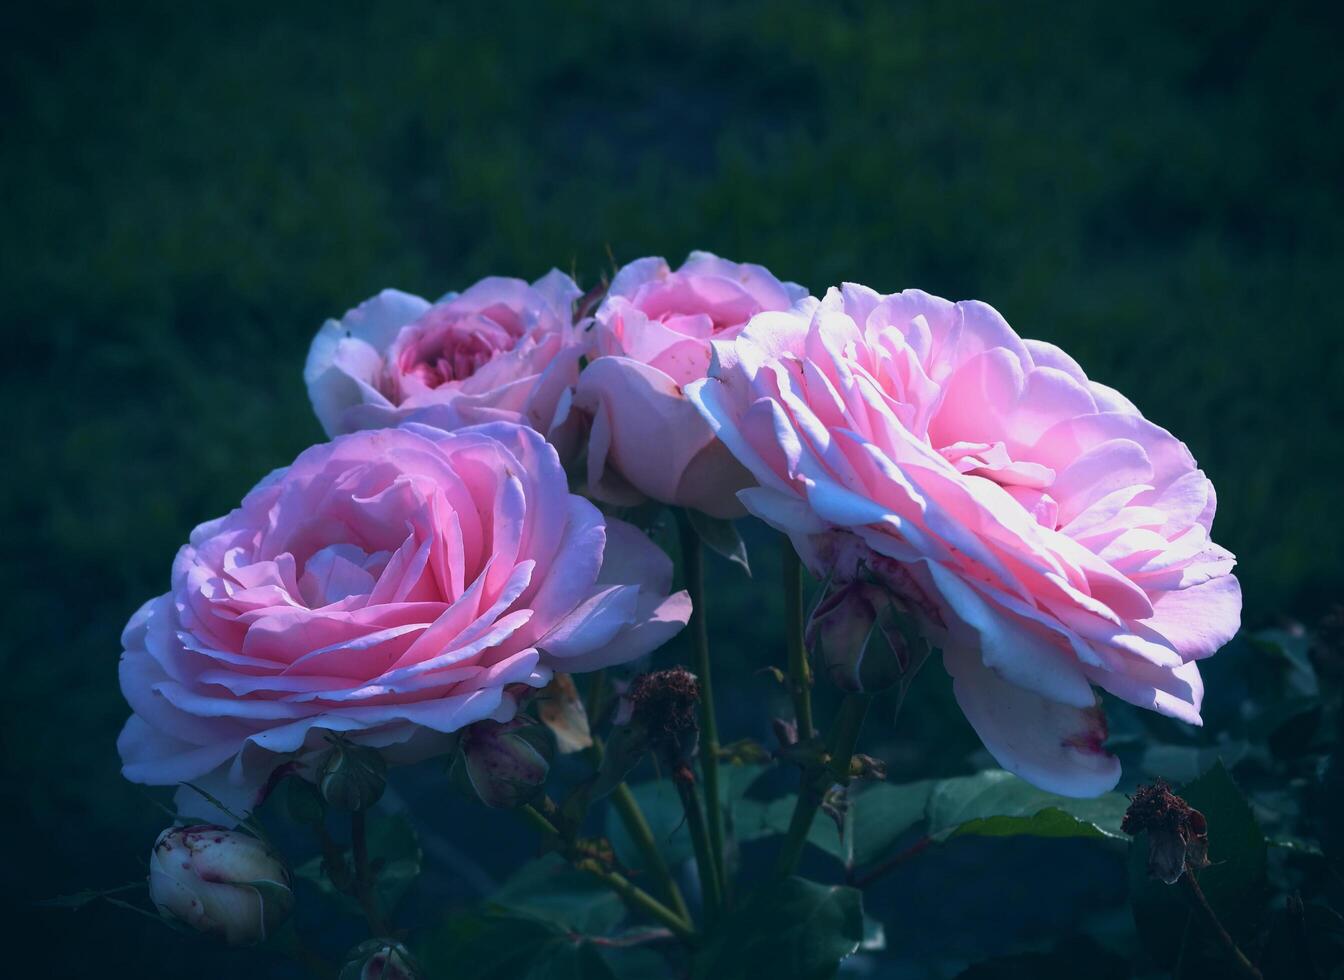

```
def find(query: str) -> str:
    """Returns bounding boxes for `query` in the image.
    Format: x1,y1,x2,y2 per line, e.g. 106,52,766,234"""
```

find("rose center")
389,312,515,399
298,543,391,607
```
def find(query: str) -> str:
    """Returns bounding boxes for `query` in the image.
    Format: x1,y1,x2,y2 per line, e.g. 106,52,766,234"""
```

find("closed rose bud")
340,939,424,980
148,825,294,945
318,740,388,811
808,581,907,693
454,718,553,808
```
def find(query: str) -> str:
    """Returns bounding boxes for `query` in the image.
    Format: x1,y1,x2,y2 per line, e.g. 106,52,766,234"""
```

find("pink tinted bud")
148,825,294,945
455,718,553,809
808,580,907,693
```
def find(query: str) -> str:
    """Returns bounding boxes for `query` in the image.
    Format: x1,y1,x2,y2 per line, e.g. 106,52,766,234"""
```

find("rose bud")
148,825,295,945
340,939,424,980
807,580,908,693
453,717,554,808
318,739,388,811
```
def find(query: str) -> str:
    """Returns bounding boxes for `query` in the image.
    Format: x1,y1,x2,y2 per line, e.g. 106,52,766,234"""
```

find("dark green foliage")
693,877,864,980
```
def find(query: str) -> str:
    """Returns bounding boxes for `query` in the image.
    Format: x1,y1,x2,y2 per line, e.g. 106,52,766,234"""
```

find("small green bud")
318,740,387,811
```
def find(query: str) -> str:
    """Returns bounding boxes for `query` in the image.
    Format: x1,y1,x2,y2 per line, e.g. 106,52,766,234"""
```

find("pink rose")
118,421,690,818
305,271,584,457
574,252,813,517
688,285,1241,797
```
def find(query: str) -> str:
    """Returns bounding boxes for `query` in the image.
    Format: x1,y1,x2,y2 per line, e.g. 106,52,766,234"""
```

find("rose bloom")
118,421,690,817
305,271,584,456
688,285,1241,796
574,251,812,517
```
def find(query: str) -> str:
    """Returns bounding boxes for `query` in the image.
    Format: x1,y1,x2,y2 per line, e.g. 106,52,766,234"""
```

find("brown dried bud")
628,668,701,767
1122,780,1210,884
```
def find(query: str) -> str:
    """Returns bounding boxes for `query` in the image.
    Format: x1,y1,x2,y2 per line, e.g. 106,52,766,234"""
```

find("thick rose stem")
772,693,872,880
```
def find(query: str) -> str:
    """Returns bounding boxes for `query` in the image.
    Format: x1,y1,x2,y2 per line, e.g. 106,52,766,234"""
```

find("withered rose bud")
148,825,294,945
1122,780,1210,884
628,667,701,767
806,580,908,693
318,739,388,812
340,939,424,980
453,717,553,808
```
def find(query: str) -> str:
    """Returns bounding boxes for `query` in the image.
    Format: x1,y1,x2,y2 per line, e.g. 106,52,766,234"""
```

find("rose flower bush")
86,256,1285,980
118,420,690,818
688,285,1241,795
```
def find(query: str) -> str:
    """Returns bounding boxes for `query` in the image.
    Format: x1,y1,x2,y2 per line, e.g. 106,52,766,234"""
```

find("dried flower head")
1122,780,1210,884
628,667,701,766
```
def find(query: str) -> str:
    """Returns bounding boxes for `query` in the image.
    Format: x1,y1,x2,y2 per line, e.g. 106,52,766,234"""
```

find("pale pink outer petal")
574,356,749,517
305,290,431,437
944,642,1122,798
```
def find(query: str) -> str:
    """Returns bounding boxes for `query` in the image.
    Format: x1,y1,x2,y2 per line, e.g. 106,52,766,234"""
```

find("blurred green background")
3,1,1341,976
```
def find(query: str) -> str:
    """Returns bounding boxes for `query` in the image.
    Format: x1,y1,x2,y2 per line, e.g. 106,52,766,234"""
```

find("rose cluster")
119,249,1239,837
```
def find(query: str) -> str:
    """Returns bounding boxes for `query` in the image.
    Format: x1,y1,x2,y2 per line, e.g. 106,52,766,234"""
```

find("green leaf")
1249,627,1319,698
694,877,864,980
523,940,616,980
417,909,653,980
1140,740,1251,782
417,911,562,980
490,854,626,934
731,793,848,863
927,770,1128,842
1179,761,1267,924
611,764,769,872
686,510,750,576
850,780,935,867
730,771,1126,875
607,776,692,872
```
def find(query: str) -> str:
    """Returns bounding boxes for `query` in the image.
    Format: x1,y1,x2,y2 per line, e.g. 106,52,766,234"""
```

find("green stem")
611,781,692,922
772,693,873,880
676,510,726,912
782,545,814,739
588,735,691,922
519,802,695,942
674,771,723,923
580,865,698,944
1182,869,1263,980
518,802,562,841
350,810,389,936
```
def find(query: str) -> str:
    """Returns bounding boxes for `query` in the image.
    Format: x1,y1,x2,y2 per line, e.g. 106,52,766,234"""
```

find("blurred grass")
2,1,1341,975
